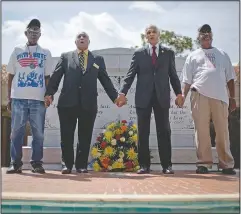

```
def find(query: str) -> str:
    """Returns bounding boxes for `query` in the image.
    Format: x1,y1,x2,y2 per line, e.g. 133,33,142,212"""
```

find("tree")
141,29,196,56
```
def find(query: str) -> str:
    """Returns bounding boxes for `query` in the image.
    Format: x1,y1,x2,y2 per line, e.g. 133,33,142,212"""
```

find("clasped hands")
115,94,127,107
175,94,185,108
44,95,53,108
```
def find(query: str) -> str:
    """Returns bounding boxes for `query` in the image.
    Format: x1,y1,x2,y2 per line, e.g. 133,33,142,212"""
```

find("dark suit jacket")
120,45,182,109
45,50,118,111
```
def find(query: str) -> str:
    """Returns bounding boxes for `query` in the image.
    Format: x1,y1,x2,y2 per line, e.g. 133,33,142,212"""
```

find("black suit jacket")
120,45,182,108
45,50,118,111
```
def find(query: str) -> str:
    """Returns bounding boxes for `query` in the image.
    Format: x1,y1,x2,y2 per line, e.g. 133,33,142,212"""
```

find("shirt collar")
77,49,88,55
148,43,159,50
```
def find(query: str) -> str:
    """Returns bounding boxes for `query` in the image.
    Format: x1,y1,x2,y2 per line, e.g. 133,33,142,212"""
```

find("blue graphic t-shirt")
7,44,52,101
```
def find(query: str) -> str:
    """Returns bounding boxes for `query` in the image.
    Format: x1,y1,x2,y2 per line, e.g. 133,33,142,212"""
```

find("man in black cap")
179,24,236,175
6,19,52,174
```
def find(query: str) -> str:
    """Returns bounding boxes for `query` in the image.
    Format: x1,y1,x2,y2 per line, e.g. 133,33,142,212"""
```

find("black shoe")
163,166,174,174
137,167,150,174
31,163,45,174
222,168,236,175
196,166,208,174
61,167,72,174
76,168,88,173
6,163,22,174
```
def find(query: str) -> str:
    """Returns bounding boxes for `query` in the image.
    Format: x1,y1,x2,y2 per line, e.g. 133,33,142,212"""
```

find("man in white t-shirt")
180,24,236,175
6,19,52,174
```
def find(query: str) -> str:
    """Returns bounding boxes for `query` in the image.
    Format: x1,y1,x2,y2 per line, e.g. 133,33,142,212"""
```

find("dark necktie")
152,46,157,65
79,52,85,73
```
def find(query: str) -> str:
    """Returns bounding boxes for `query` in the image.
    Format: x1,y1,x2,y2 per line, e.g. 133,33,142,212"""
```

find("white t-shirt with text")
182,47,236,104
7,44,52,101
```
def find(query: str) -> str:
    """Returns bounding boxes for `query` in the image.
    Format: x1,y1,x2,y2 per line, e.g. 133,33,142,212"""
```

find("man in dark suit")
45,32,125,174
118,25,183,174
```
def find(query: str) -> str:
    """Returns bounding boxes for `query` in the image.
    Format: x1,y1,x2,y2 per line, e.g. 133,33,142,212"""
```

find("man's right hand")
44,95,53,108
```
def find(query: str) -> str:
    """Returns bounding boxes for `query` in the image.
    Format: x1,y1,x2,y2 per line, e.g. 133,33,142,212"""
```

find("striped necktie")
79,52,85,73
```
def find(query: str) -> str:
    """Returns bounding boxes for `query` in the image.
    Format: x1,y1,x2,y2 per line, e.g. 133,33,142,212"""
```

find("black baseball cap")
198,24,212,33
27,19,41,29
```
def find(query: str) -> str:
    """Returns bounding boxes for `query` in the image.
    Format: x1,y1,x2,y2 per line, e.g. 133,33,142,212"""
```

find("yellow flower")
93,161,101,171
107,166,112,170
112,161,124,169
107,123,115,130
132,134,138,143
91,147,100,158
104,146,115,157
104,131,113,142
120,137,125,142
135,165,140,170
115,129,123,135
119,151,124,158
132,124,137,130
127,148,137,160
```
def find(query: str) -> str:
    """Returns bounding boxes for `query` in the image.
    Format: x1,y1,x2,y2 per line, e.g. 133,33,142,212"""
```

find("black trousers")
136,90,172,169
57,105,96,170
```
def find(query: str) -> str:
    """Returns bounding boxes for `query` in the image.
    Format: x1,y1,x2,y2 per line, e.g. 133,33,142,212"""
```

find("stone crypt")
20,47,219,167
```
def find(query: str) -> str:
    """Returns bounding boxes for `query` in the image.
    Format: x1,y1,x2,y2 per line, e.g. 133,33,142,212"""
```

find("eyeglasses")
27,28,41,36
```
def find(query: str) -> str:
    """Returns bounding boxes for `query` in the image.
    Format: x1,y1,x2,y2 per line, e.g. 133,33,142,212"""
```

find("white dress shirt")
148,43,159,57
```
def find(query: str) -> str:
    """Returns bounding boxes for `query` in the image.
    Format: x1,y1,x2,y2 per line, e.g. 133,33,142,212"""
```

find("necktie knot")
152,46,156,51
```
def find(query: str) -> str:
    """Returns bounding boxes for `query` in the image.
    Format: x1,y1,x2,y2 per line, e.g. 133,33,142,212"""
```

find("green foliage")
141,29,197,56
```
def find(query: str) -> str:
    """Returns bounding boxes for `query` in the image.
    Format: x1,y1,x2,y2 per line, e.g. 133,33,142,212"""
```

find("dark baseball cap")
27,19,41,29
198,24,212,33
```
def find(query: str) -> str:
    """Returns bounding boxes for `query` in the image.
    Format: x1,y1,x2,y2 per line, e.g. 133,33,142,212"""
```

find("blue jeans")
10,99,46,166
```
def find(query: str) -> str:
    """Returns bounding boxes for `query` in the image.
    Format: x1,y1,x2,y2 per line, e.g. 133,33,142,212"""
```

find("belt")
191,87,197,92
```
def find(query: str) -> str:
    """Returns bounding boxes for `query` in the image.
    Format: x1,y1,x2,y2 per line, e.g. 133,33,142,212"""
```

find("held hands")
44,95,53,108
175,94,185,108
115,94,127,107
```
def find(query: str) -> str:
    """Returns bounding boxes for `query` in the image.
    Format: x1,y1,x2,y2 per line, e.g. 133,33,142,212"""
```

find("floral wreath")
90,120,140,172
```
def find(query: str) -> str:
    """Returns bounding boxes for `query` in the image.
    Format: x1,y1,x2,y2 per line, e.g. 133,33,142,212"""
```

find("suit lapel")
72,50,80,68
144,45,153,69
156,44,165,70
85,51,94,75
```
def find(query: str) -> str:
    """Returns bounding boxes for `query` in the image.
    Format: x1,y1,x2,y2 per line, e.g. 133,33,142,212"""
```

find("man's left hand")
229,98,236,112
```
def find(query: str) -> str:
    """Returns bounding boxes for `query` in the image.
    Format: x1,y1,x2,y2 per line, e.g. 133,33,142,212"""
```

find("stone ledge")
2,192,239,202
22,147,218,164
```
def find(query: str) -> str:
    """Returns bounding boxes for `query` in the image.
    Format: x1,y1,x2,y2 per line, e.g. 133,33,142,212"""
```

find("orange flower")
121,126,127,132
101,157,110,169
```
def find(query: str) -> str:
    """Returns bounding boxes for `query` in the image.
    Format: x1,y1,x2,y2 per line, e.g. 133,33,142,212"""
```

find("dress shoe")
222,168,236,175
196,166,208,174
31,163,45,174
137,167,150,174
163,166,174,174
76,168,88,173
61,167,72,174
6,163,22,174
